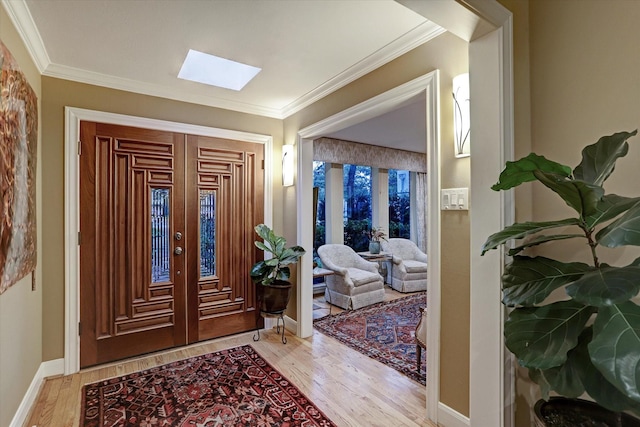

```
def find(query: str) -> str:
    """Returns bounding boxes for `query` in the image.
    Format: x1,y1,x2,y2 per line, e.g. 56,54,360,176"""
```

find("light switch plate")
441,187,469,210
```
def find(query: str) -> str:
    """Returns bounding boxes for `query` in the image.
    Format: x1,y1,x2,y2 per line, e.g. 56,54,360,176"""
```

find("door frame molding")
295,70,440,417
63,107,273,374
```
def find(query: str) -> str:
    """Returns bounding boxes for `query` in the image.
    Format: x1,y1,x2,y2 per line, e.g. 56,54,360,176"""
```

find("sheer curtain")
415,172,428,252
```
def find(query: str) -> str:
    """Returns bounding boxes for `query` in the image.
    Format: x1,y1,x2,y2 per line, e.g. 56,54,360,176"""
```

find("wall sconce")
282,144,294,186
453,73,470,158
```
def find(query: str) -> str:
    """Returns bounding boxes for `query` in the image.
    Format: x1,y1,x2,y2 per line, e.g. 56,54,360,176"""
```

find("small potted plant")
368,226,387,254
482,130,640,426
250,224,306,314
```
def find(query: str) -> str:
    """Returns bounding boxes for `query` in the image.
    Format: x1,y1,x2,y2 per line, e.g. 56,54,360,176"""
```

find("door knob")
175,232,182,241
174,246,183,255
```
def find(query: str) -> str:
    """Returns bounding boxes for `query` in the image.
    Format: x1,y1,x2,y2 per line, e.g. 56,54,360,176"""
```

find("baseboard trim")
10,358,64,427
283,314,297,333
438,402,471,427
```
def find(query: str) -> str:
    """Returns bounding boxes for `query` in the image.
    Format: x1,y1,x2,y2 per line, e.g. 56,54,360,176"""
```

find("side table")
313,267,335,317
357,251,392,285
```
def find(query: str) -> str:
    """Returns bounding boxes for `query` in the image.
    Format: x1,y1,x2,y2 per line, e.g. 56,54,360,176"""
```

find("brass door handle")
174,246,183,255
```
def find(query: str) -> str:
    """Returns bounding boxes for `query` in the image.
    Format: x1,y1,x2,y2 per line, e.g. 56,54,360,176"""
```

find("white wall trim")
300,73,437,137
438,402,471,427
281,22,444,118
296,70,441,421
0,0,50,72
49,64,283,119
64,107,273,374
465,2,514,427
402,2,514,425
283,315,297,334
9,358,64,427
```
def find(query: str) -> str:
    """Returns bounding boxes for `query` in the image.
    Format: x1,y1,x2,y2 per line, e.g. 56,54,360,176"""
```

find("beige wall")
0,6,43,426
284,31,471,416
498,0,640,425
40,77,284,361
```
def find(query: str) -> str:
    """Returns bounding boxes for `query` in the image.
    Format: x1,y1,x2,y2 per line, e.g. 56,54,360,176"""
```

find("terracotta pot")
534,398,640,427
258,280,292,314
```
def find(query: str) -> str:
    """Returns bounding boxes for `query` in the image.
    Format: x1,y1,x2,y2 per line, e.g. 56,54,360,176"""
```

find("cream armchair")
317,244,386,310
381,238,427,293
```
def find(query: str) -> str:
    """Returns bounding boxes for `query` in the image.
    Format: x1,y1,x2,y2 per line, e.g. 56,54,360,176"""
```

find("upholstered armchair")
416,306,427,372
380,238,427,293
317,244,386,310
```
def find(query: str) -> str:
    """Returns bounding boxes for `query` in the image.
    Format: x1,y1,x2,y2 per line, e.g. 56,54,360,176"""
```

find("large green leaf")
278,246,307,266
250,261,269,283
596,201,640,247
530,365,585,401
529,339,586,400
254,241,270,253
584,194,640,229
573,130,637,186
507,234,585,256
275,266,291,281
533,171,604,217
502,256,591,306
254,223,287,256
254,223,278,247
572,327,640,414
481,218,581,255
566,266,640,306
491,153,572,191
505,300,596,370
590,302,640,402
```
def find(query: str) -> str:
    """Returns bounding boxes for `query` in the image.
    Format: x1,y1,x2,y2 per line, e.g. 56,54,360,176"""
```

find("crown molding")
44,63,283,118
299,71,437,138
281,20,445,118
1,0,50,73
4,0,445,120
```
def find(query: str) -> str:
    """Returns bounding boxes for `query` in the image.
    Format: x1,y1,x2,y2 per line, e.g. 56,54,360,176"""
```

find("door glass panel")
200,189,216,277
151,188,170,283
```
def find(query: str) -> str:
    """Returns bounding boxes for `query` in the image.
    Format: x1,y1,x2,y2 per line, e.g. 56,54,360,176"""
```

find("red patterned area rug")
313,293,426,385
80,344,336,427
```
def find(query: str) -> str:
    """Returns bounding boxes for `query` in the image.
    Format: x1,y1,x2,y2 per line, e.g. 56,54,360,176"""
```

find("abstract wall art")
0,40,38,294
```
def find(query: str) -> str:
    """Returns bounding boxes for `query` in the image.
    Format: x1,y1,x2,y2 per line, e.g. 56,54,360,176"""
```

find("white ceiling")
3,0,444,153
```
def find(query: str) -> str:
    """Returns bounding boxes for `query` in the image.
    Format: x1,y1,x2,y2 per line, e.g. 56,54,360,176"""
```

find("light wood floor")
27,288,435,427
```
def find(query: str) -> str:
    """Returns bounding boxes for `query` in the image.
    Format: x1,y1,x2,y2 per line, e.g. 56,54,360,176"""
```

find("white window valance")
313,137,427,172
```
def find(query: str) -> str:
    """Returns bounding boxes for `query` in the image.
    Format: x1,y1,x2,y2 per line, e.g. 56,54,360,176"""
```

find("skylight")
178,49,261,91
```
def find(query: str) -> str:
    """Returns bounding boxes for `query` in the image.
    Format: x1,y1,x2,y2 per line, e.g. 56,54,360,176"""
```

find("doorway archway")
294,1,514,425
296,70,441,417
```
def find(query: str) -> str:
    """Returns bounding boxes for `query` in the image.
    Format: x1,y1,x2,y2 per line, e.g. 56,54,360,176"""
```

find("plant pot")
369,241,381,254
258,280,292,314
534,397,640,427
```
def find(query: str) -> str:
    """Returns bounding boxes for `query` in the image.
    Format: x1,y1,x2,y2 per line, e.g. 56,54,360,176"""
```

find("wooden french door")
79,122,263,367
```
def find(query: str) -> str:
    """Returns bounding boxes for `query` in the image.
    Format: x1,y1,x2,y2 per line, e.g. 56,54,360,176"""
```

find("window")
313,161,326,253
343,164,371,252
389,169,410,239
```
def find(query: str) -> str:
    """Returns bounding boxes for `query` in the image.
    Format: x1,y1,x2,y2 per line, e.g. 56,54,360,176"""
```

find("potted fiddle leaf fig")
250,224,306,314
482,130,640,426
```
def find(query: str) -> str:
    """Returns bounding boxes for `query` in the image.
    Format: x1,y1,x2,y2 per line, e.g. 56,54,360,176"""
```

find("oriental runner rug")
80,345,336,427
313,293,427,385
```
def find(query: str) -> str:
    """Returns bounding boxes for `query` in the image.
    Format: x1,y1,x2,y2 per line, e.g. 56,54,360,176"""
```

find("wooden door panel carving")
80,122,263,367
80,122,186,367
187,135,263,342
